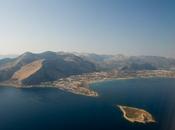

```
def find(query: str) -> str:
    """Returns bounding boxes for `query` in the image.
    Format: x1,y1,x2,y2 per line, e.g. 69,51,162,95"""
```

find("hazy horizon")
0,50,175,59
0,0,175,57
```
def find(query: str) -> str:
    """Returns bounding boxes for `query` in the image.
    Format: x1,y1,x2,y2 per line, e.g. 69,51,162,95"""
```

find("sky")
0,0,174,57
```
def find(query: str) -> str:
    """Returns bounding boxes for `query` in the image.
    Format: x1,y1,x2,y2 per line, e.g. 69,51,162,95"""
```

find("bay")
0,78,175,130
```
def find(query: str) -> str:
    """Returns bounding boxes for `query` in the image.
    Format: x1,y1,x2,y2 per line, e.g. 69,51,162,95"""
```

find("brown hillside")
11,59,44,81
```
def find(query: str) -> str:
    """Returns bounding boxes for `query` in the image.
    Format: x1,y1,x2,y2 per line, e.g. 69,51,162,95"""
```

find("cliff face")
0,52,96,85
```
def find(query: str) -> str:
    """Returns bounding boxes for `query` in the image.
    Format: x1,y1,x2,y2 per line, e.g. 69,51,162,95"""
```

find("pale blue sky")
0,0,174,57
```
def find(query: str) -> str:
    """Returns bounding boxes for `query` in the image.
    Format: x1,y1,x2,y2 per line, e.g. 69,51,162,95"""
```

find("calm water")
0,78,175,130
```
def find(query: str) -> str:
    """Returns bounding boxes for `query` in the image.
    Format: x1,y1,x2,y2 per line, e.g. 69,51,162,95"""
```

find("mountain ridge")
0,51,175,86
0,51,96,85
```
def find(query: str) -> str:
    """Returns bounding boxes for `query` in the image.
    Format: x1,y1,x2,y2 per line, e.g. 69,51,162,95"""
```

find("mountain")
0,51,175,86
76,53,175,71
0,51,96,85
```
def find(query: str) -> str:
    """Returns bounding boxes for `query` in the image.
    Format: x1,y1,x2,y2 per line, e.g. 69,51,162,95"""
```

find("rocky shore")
117,105,156,123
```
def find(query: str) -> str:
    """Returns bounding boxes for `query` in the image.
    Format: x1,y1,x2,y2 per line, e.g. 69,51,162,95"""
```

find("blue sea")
0,78,175,130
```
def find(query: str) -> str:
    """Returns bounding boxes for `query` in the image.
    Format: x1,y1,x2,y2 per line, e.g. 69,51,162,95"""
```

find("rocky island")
117,105,156,124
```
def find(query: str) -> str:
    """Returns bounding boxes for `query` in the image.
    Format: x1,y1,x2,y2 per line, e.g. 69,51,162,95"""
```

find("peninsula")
117,105,156,124
44,70,175,96
1,70,175,97
0,51,175,97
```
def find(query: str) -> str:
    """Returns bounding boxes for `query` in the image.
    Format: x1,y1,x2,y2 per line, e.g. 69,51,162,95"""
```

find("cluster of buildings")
48,70,175,96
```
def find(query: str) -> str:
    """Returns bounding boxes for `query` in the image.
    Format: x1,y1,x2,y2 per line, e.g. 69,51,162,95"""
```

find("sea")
0,78,175,130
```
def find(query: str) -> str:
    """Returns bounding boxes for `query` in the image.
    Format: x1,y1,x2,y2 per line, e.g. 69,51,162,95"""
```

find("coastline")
0,70,175,97
118,105,137,123
117,105,156,124
89,76,175,86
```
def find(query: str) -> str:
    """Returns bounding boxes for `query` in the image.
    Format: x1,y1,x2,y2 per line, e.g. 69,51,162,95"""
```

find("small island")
117,105,156,124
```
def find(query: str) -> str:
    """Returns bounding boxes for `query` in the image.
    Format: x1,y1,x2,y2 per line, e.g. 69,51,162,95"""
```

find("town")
43,70,175,96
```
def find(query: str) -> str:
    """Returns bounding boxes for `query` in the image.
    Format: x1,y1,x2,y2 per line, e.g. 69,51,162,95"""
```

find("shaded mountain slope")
0,51,175,86
0,51,96,85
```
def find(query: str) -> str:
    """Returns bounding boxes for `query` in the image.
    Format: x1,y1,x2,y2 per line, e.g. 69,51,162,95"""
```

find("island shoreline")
117,105,156,124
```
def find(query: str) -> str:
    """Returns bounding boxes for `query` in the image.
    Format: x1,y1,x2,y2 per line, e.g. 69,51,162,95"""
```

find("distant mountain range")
0,54,18,59
76,53,175,71
0,51,175,85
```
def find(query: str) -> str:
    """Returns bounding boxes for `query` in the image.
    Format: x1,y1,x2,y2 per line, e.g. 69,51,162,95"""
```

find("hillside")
11,59,44,82
0,51,96,85
0,51,175,86
77,53,175,71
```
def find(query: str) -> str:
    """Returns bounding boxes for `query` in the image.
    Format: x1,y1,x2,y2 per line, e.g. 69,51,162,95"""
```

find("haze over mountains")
0,51,175,86
0,54,18,59
77,53,175,71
